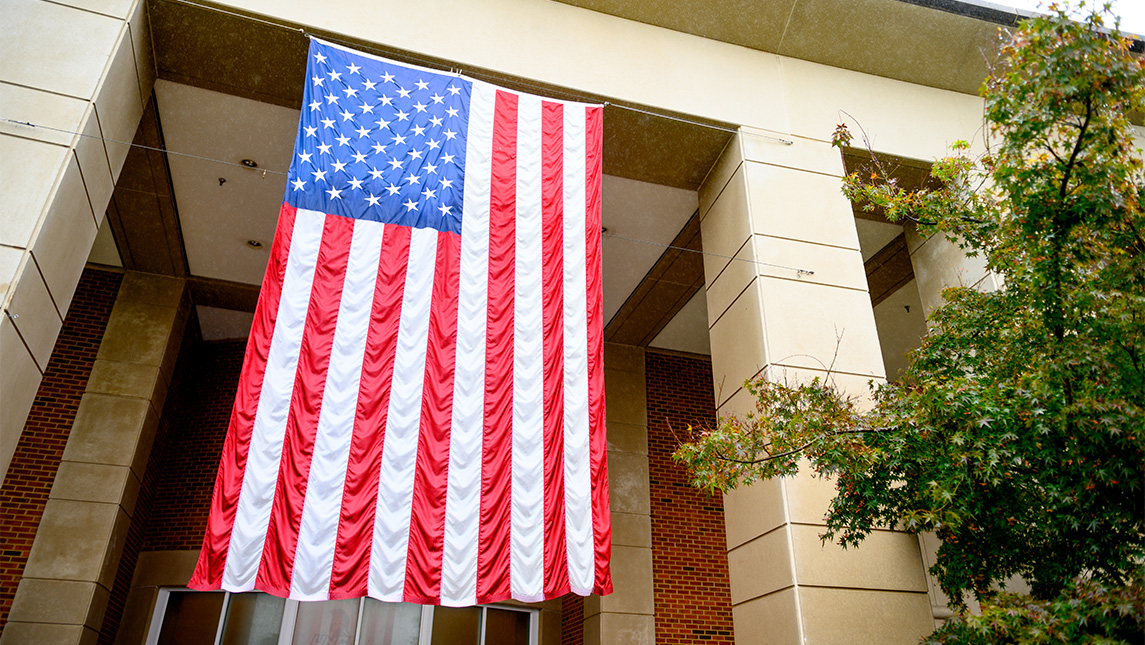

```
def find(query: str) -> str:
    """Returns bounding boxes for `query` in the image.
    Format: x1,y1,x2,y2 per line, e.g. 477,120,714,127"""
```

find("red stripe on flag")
583,106,612,595
540,100,570,597
257,212,356,594
328,223,412,599
190,203,300,590
478,89,518,603
404,231,462,604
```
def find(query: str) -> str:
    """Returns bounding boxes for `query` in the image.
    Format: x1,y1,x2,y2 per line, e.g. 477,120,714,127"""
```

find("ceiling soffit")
865,232,914,307
106,95,188,276
605,210,704,346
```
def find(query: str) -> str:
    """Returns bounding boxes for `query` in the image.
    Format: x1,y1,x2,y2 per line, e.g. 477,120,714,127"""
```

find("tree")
922,575,1144,643
674,0,1145,618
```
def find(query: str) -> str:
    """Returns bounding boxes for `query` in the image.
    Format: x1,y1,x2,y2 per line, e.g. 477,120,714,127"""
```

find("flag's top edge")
309,36,605,109
310,37,464,83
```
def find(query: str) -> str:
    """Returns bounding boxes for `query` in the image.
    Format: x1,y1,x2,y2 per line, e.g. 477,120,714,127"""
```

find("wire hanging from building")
1,115,811,278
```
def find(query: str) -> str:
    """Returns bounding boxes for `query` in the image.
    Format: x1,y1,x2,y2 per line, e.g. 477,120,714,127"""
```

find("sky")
997,0,1145,36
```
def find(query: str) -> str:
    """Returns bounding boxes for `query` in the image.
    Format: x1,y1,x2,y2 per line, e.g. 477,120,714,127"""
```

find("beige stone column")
904,225,999,624
700,129,933,645
2,272,188,644
905,224,999,319
583,343,654,645
1,0,154,483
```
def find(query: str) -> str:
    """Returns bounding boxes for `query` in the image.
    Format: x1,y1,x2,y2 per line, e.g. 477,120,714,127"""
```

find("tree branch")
1060,96,1092,201
714,447,783,465
715,441,813,466
1044,143,1067,165
710,425,907,465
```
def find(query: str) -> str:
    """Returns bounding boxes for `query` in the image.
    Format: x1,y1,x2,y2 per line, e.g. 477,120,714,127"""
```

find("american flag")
189,38,612,606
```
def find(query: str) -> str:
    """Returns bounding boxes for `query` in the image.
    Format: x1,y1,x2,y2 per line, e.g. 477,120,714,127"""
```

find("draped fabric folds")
188,38,611,606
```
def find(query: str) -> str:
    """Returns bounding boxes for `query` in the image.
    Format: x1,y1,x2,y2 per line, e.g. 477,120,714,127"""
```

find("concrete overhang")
144,0,1032,191
147,0,738,190
556,0,1019,96
117,0,1040,347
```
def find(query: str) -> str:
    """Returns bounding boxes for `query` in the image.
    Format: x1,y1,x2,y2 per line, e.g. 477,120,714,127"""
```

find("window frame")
145,588,538,645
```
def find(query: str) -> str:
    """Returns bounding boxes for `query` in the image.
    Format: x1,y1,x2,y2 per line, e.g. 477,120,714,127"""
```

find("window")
145,590,536,645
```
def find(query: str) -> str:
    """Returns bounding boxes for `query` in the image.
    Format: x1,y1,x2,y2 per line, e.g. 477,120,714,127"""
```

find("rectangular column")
903,214,999,624
2,272,188,645
583,343,654,645
700,129,933,645
904,222,1000,319
1,0,155,483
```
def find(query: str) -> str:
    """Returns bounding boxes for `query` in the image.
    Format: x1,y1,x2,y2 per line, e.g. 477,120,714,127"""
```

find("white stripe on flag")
561,107,594,595
369,226,439,601
290,218,385,600
441,80,496,607
223,208,326,591
512,94,546,602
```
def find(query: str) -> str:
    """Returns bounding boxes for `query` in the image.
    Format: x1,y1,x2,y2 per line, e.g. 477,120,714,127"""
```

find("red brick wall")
560,594,584,645
645,350,734,645
143,340,245,551
0,268,123,631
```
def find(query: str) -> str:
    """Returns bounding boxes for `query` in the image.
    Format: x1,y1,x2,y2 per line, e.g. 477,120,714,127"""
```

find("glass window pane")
220,592,286,645
291,598,360,645
358,599,422,645
482,609,530,645
157,591,225,645
429,606,480,645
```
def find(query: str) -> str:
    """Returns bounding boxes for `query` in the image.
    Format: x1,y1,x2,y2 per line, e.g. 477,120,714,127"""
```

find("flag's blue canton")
286,40,472,235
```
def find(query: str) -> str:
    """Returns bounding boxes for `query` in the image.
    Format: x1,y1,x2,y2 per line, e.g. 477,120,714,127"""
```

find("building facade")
1,0,1079,642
